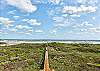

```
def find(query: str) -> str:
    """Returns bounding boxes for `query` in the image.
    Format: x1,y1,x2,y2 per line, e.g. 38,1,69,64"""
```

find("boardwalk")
40,47,51,71
40,47,54,71
43,47,50,71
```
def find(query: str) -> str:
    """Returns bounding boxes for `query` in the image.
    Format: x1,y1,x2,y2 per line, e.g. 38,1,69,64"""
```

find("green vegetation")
0,42,100,71
48,43,100,71
0,43,45,71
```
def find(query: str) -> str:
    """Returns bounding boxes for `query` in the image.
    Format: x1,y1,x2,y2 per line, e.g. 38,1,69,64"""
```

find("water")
0,39,100,44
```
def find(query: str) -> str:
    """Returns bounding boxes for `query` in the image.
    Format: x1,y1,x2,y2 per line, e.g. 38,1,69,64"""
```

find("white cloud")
53,16,64,22
81,21,93,26
23,26,32,29
24,29,33,35
25,32,32,35
73,21,93,28
89,27,100,33
92,17,96,20
16,25,32,29
35,30,43,33
53,16,65,27
6,0,37,13
13,16,20,19
47,10,56,16
16,25,23,29
18,31,32,35
48,0,62,5
0,17,14,26
0,29,8,34
10,28,17,32
62,5,97,14
77,0,98,6
70,14,81,17
53,16,74,27
80,29,87,32
52,30,57,33
51,29,57,34
27,29,33,32
77,0,86,3
8,10,16,15
62,14,68,17
55,23,66,27
22,19,29,22
27,19,41,26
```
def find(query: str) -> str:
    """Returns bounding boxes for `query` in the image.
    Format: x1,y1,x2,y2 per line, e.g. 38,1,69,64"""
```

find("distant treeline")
0,42,7,44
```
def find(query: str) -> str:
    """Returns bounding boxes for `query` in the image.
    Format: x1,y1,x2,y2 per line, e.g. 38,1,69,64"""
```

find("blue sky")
0,0,100,40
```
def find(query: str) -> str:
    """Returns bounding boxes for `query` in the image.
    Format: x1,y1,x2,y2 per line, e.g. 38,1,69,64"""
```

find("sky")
0,0,100,40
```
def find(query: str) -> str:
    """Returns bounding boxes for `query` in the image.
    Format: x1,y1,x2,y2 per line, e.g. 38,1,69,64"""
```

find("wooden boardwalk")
40,47,50,71
40,47,54,71
43,47,50,71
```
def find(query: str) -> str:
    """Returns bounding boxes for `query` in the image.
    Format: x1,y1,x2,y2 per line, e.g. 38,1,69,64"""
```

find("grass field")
0,42,100,71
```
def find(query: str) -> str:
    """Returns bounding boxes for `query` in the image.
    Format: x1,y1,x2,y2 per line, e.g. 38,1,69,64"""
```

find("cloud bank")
62,5,97,14
6,0,37,13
